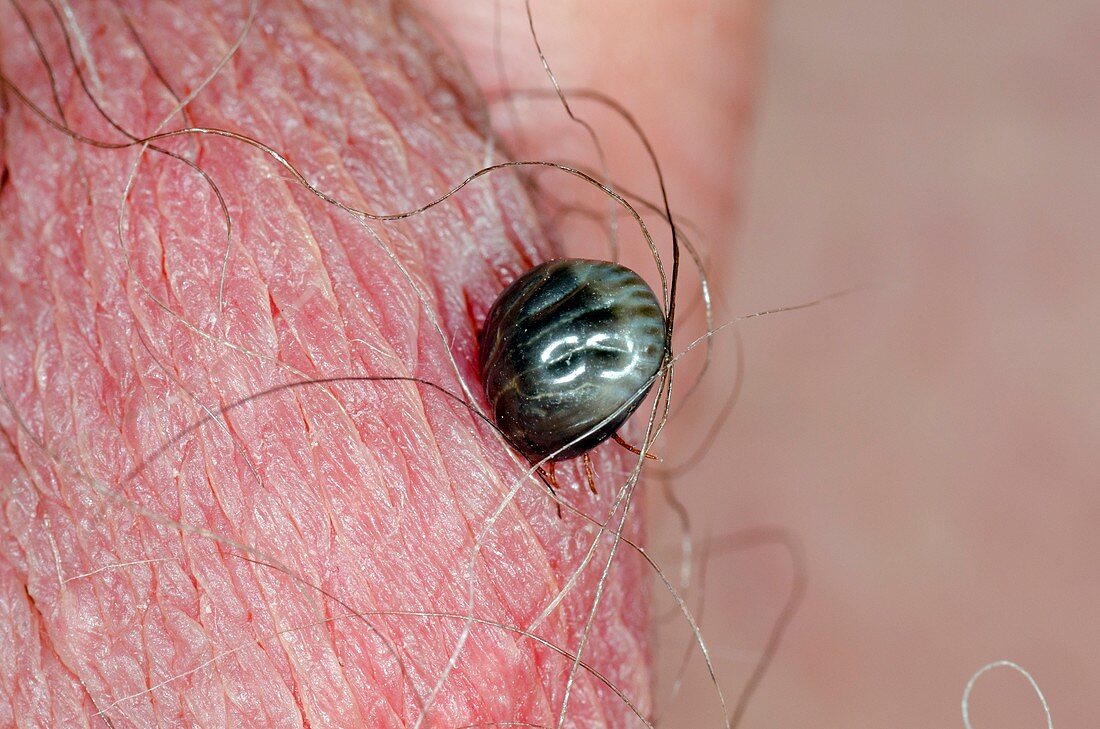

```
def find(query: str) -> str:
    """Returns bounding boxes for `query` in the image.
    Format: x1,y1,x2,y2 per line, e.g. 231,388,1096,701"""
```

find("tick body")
478,258,666,463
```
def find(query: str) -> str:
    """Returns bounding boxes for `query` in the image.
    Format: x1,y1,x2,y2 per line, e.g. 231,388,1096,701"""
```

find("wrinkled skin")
0,1,753,726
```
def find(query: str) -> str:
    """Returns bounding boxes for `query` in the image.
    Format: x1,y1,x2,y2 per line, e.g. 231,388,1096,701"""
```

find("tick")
478,258,666,495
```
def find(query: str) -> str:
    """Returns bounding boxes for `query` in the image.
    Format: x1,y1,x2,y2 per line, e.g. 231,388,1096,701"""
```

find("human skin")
659,0,1099,725
0,1,754,727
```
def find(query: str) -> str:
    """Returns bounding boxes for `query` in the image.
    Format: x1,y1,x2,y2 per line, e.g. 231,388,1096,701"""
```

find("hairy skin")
0,0,754,727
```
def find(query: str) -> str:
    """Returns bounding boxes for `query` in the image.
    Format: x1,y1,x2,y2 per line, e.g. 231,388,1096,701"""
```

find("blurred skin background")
434,0,1099,725
675,0,1097,725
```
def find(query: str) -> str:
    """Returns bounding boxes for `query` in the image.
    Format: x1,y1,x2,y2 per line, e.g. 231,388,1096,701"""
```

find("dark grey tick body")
478,258,666,464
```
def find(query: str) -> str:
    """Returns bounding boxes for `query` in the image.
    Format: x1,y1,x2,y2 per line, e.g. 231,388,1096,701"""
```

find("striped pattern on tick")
478,258,667,462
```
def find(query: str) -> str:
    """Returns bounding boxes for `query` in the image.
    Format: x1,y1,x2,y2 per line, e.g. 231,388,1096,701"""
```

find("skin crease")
0,1,756,729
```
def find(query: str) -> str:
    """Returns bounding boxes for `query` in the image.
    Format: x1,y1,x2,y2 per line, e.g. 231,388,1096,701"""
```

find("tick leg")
582,452,598,494
612,432,659,460
536,463,563,518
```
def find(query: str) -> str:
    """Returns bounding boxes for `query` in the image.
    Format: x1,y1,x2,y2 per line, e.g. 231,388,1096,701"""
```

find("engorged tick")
477,258,666,491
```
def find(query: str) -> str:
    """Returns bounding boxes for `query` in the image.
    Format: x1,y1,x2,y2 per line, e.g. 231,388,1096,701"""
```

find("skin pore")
0,1,755,726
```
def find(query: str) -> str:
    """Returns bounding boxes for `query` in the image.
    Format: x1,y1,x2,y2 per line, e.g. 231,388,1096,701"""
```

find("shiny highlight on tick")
478,258,666,463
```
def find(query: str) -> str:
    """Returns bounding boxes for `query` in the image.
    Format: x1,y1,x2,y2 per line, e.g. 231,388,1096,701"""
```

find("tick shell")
478,258,666,462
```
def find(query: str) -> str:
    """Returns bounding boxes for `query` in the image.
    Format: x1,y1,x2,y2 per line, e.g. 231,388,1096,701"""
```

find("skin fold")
0,0,754,726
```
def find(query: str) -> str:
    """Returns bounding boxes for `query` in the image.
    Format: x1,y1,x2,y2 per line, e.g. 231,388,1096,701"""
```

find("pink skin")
0,1,753,727
409,3,1098,727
